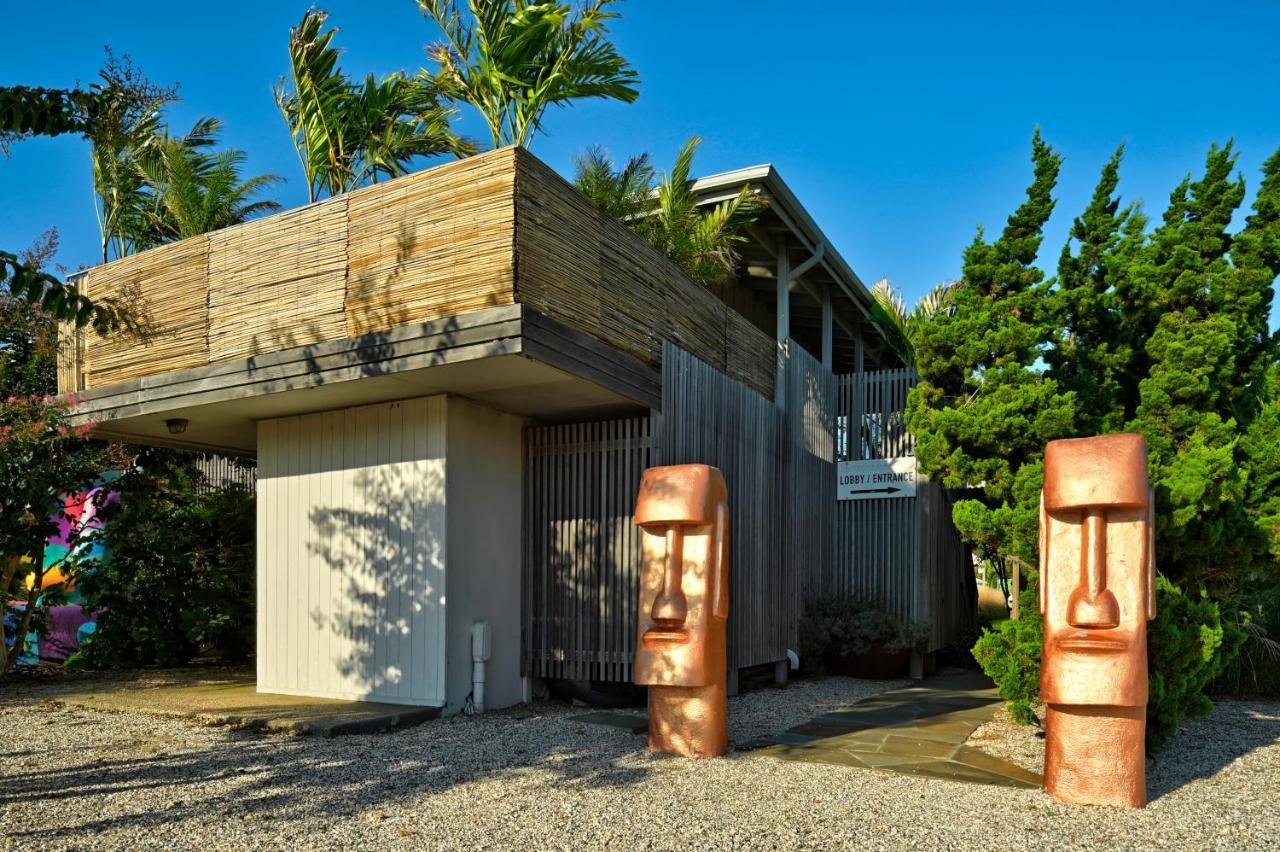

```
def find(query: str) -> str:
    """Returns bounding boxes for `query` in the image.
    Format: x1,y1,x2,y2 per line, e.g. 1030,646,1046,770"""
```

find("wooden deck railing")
61,147,776,400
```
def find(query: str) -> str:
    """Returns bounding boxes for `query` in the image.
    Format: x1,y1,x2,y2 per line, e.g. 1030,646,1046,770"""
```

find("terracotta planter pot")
829,642,909,679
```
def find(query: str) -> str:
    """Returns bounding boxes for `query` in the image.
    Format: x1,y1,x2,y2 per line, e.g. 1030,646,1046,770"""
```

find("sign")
837,457,917,500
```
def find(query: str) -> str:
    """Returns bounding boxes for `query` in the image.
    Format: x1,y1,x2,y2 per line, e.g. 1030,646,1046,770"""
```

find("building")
63,146,971,713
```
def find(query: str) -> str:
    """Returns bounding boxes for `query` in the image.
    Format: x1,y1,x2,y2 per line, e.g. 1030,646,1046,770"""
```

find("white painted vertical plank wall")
257,396,448,706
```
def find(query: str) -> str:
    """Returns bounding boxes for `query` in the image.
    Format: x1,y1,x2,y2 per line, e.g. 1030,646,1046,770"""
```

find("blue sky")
3,1,1279,320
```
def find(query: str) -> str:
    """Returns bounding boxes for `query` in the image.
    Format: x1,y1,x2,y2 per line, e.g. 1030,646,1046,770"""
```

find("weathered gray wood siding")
655,342,788,672
523,418,651,682
783,341,837,618
832,370,974,651
523,343,793,682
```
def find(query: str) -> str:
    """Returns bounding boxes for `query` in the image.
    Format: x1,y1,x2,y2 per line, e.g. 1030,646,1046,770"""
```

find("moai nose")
651,525,688,629
1067,508,1121,629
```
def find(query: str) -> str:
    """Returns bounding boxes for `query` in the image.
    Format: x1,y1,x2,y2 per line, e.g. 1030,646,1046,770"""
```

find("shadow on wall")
304,447,446,703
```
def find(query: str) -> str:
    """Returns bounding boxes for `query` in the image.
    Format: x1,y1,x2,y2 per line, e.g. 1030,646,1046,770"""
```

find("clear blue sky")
3,0,1279,320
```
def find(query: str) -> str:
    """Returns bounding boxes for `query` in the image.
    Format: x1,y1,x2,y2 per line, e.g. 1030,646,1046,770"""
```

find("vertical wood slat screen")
522,343,792,683
832,369,973,651
655,342,788,673
783,341,837,620
523,417,651,682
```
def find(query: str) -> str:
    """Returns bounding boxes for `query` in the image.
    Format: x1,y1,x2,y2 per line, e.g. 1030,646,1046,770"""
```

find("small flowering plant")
0,394,126,671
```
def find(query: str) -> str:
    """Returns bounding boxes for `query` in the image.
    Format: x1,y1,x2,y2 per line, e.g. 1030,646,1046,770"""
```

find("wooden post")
821,284,833,370
1011,556,1021,620
776,235,790,407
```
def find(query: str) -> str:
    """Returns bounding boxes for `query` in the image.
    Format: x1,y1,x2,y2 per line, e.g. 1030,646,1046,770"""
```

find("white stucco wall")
444,397,526,715
255,394,525,712
257,396,449,706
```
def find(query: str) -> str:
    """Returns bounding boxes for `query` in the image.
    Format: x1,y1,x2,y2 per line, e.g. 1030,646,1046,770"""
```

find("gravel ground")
2,674,1277,851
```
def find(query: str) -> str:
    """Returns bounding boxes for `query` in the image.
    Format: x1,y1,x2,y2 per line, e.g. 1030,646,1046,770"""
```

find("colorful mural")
5,480,116,665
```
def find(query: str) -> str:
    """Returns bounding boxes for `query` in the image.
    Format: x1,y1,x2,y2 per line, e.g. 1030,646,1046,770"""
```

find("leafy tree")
573,137,765,286
1,397,126,673
275,9,473,202
1,230,61,399
76,449,256,668
420,0,639,149
906,130,1076,598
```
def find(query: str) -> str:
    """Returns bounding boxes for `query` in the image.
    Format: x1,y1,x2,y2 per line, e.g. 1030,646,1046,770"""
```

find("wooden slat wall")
513,149,774,398
832,369,974,651
524,417,651,682
208,196,349,362
523,343,789,683
655,342,787,673
346,153,517,337
783,341,837,617
82,236,211,388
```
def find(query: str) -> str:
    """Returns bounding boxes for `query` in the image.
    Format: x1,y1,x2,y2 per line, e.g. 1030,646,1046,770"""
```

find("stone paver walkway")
749,670,1041,788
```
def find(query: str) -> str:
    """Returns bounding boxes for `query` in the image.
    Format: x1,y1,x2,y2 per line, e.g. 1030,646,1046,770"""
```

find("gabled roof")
689,164,898,371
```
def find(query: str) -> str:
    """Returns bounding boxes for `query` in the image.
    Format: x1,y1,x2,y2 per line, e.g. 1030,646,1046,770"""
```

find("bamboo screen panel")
345,151,517,337
82,235,210,388
208,196,349,363
513,150,774,398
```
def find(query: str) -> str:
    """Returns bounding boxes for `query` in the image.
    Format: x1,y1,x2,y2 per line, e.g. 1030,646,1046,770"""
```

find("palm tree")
574,137,764,286
275,9,472,202
419,0,639,149
573,145,654,220
868,277,963,368
134,118,283,243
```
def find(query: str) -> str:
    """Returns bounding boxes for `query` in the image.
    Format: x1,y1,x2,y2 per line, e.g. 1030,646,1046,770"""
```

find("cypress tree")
907,131,1076,591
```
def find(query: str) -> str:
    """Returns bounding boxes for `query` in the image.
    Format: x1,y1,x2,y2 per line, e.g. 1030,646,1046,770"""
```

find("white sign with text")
836,457,917,500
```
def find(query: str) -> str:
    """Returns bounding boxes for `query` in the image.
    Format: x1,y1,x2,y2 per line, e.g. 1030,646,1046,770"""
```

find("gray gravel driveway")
1,674,1276,850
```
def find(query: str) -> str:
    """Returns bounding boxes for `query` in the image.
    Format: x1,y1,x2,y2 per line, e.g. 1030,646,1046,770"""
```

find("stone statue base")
1044,704,1147,808
648,682,727,758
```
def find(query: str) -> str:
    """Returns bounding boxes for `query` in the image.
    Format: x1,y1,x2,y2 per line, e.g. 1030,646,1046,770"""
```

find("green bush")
77,451,255,668
798,595,930,674
971,579,1243,751
972,588,1042,725
1146,577,1241,750
1213,586,1280,698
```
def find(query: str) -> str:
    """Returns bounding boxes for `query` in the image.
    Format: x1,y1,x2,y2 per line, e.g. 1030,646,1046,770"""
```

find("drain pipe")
470,621,491,714
786,648,800,670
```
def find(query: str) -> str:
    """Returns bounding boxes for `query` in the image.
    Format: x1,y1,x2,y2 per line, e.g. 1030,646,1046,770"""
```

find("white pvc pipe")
472,659,486,713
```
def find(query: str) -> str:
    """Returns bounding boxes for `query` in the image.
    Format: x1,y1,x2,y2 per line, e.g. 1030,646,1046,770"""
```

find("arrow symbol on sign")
847,486,901,495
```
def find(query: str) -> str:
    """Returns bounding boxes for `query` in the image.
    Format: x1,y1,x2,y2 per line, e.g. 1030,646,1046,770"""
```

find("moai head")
1040,434,1156,707
632,464,729,688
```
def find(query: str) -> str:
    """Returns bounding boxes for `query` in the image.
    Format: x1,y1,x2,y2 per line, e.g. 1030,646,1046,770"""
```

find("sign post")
836,457,917,501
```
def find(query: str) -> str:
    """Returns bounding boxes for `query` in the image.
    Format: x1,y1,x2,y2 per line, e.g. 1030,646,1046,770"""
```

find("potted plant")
798,596,931,678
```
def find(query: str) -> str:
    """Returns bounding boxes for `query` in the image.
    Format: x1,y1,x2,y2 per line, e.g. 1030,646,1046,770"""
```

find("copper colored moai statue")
1040,433,1156,808
632,464,730,758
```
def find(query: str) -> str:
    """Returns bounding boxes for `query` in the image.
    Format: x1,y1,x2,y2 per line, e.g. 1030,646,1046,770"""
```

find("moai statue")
1040,433,1156,808
633,464,730,758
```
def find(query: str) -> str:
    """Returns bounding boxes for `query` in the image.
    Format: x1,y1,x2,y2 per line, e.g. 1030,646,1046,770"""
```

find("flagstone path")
747,670,1042,788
